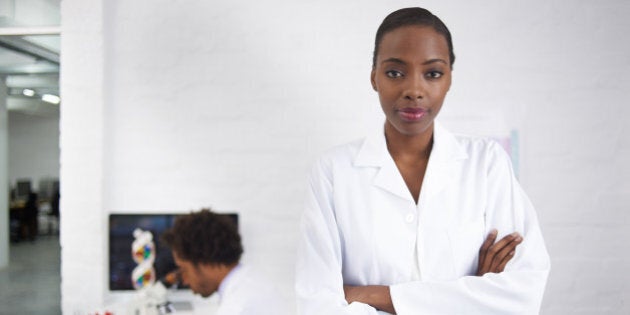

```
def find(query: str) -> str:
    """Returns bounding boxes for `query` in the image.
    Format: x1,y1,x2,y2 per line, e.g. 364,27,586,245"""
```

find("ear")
370,69,377,91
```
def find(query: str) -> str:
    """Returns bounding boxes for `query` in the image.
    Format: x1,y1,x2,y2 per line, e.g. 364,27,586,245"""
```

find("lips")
397,107,427,121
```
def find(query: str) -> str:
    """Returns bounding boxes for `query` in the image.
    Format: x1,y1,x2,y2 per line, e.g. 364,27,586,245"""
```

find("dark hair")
161,209,243,266
372,7,455,68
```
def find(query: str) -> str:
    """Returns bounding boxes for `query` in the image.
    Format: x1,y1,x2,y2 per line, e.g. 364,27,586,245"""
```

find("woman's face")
371,25,452,137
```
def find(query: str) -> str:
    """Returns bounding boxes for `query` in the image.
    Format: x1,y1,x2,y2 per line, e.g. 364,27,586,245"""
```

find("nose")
403,73,426,100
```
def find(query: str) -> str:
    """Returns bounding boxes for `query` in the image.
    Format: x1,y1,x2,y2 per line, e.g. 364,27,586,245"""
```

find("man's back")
217,265,288,315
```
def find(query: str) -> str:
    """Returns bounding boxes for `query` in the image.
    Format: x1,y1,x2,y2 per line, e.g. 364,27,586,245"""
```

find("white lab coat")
217,264,288,315
296,122,550,315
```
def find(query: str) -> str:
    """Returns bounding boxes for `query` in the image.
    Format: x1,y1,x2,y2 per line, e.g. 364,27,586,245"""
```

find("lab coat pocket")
447,216,485,277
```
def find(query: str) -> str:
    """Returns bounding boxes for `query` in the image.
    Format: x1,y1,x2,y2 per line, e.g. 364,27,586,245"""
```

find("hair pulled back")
373,7,455,68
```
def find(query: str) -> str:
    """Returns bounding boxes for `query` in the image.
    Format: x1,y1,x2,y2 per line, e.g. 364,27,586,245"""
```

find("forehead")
377,25,449,63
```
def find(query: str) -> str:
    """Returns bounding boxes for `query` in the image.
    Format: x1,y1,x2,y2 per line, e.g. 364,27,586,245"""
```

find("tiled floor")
0,235,61,315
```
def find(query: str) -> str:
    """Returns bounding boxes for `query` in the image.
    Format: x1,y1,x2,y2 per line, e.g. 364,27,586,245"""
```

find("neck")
217,262,238,284
384,122,434,160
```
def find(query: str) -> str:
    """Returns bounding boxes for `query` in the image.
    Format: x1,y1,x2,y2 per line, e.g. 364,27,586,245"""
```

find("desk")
95,291,220,315
10,199,26,208
9,199,57,240
9,200,28,242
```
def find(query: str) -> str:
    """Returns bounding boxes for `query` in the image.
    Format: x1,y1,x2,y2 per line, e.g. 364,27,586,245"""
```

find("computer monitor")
15,179,32,200
38,178,59,201
108,213,238,291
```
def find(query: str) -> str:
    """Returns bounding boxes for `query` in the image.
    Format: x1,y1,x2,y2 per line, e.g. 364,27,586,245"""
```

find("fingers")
476,229,498,276
163,269,180,286
479,229,498,254
476,230,524,276
496,250,515,272
490,234,522,272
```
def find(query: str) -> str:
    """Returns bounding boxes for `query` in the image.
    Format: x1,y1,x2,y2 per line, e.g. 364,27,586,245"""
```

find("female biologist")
296,7,550,315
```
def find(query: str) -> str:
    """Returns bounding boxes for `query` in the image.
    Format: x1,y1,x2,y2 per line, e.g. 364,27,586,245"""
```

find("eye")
385,70,403,78
426,71,443,79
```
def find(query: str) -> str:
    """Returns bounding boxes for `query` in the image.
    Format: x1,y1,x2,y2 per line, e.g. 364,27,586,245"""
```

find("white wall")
60,0,105,312
61,0,630,314
0,76,8,269
7,112,59,189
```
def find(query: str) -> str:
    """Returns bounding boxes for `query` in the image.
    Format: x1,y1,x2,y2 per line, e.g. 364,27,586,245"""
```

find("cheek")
376,83,397,104
378,94,393,113
429,83,450,101
440,76,452,95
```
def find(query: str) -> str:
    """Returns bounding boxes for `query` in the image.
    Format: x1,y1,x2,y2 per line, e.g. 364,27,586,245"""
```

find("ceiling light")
23,89,35,97
42,94,60,104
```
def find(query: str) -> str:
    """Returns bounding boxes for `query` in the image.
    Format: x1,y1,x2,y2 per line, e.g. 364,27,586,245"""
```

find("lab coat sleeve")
296,157,382,315
390,142,550,314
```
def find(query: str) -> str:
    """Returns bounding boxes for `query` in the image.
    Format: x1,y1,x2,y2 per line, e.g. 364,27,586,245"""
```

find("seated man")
161,209,288,315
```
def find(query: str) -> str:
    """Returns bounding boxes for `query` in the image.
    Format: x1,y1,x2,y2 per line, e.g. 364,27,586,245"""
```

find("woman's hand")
341,230,521,314
476,229,523,276
344,285,396,314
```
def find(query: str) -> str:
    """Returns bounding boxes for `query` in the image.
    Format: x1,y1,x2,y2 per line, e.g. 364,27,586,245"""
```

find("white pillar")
0,75,8,269
60,0,106,313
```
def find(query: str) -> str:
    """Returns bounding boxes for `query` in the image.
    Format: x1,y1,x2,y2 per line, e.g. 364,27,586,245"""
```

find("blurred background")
1,0,628,314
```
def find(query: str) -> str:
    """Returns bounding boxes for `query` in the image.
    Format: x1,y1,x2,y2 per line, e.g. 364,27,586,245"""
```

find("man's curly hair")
161,209,242,266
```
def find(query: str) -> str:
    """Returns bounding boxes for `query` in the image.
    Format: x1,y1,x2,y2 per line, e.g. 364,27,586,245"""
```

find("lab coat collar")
217,263,243,300
354,121,468,201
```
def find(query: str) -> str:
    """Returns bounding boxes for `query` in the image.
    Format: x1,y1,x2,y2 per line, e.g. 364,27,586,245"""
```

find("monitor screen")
109,213,238,291
38,178,59,201
15,180,32,200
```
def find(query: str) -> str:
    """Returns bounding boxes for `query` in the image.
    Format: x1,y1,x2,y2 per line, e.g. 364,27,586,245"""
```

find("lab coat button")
405,213,414,223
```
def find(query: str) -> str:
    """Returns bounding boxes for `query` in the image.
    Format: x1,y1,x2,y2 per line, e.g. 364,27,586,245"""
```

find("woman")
296,7,550,314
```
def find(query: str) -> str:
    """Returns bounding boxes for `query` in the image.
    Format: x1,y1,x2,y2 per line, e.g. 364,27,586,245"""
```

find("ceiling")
1,0,60,117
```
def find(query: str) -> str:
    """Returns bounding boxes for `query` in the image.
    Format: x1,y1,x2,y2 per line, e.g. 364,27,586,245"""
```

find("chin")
394,123,433,137
387,117,434,136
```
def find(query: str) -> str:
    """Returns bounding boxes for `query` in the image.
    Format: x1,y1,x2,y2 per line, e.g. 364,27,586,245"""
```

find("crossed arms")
343,230,523,314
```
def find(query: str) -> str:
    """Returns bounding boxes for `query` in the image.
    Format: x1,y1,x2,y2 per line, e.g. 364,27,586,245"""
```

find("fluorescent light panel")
23,89,35,97
42,94,60,104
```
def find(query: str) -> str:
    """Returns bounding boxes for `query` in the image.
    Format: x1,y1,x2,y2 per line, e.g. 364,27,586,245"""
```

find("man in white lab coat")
162,209,288,315
296,7,550,315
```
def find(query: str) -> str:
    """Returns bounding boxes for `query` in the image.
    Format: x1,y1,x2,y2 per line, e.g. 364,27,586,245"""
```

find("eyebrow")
381,57,448,66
